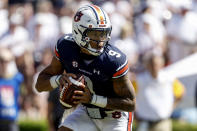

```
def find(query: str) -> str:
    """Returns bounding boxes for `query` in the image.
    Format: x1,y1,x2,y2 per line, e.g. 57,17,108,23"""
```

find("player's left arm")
73,72,136,112
105,72,136,112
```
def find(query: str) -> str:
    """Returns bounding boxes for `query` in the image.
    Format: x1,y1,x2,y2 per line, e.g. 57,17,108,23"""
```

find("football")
59,74,85,108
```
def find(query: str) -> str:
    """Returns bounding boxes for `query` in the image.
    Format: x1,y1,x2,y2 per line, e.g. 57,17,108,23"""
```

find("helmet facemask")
80,28,111,56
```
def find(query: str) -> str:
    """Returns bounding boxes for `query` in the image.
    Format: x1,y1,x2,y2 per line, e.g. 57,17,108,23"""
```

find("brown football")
59,74,85,108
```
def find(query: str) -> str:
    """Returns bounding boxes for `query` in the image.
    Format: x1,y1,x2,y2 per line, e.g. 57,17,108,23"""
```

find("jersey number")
109,50,121,58
64,35,73,41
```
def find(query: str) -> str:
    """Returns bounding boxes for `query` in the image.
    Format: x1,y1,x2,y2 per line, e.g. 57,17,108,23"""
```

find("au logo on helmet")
74,11,83,22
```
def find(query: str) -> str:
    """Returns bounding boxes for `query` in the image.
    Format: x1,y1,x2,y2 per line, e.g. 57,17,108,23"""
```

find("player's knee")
58,126,73,131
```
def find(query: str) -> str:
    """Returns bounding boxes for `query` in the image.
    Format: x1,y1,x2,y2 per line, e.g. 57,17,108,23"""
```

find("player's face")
147,55,164,76
153,56,164,72
87,30,108,50
81,30,109,55
80,30,110,56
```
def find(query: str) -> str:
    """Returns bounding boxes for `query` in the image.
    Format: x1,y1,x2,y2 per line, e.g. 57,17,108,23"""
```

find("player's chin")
62,106,73,109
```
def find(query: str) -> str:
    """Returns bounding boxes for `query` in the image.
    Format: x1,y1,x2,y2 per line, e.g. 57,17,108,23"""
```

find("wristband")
90,94,107,108
69,77,83,86
50,75,61,89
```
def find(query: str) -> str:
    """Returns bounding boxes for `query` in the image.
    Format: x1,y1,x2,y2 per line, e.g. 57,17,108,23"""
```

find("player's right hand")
59,71,77,91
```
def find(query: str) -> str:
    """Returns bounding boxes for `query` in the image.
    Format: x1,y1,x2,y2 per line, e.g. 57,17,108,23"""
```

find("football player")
36,4,136,131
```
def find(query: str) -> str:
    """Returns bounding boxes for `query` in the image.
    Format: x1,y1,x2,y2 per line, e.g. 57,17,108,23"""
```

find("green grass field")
18,119,197,131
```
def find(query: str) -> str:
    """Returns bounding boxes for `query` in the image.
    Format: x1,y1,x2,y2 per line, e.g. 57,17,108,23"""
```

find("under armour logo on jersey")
93,69,100,75
72,61,78,68
112,111,121,119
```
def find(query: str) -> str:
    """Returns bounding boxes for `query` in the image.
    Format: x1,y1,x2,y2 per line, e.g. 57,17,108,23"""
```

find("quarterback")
36,4,136,131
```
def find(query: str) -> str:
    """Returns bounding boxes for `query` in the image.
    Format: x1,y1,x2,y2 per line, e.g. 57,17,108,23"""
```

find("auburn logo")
74,11,83,22
112,111,121,119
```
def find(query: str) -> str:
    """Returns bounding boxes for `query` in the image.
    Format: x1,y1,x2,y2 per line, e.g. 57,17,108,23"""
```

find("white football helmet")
72,5,112,56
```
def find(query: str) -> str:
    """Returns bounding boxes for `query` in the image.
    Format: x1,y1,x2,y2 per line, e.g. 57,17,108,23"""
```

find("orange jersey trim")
113,62,129,77
54,48,60,58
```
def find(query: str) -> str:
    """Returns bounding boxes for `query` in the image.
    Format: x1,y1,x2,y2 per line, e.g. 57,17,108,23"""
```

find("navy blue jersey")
55,34,129,98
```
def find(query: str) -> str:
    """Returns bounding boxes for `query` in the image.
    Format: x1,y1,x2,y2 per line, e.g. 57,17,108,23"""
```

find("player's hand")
59,71,77,91
72,85,92,104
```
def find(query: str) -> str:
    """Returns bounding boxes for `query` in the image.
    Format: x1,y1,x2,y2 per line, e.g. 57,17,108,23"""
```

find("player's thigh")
59,106,99,131
58,126,73,131
102,112,133,131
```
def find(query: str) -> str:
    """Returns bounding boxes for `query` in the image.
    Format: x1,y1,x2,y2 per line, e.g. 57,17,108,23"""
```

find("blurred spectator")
30,48,54,120
116,0,133,21
33,0,59,65
0,11,29,51
134,52,185,131
135,10,167,56
50,0,65,15
58,2,74,35
166,0,197,63
192,0,197,12
114,21,138,67
23,2,36,40
195,81,197,107
0,47,24,131
102,1,127,43
0,0,9,38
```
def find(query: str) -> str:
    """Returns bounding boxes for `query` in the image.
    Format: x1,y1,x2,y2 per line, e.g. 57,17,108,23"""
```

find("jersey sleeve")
106,45,129,79
112,59,129,78
54,36,64,61
54,34,75,61
54,44,60,60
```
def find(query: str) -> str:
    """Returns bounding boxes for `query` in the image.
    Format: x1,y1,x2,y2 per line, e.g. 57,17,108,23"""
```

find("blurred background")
0,0,197,131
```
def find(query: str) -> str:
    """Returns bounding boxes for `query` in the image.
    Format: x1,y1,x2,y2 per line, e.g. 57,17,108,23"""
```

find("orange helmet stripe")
91,5,105,24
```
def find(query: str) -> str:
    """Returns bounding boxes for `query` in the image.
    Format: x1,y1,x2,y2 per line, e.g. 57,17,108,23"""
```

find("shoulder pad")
63,34,75,42
55,34,78,61
104,44,129,78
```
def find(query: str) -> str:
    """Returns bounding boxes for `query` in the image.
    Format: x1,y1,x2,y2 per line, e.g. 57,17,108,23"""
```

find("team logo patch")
72,61,78,68
112,111,121,119
0,86,14,106
93,69,100,75
74,11,83,22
